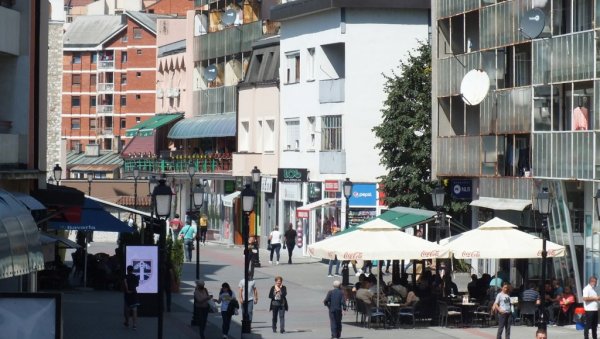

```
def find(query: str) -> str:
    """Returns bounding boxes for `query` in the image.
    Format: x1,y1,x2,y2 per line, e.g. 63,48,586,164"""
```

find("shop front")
348,183,380,227
277,168,308,253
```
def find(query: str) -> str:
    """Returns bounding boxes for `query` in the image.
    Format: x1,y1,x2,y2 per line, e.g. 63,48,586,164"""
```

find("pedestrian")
214,282,235,339
492,282,512,339
194,280,212,339
179,219,196,262
284,223,297,264
269,226,282,265
328,255,341,277
123,265,140,330
199,213,209,245
268,276,288,334
583,276,599,339
324,280,346,339
239,273,258,322
536,328,547,339
169,213,183,239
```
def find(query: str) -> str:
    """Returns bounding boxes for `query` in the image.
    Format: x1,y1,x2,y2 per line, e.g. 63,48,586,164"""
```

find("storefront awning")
48,197,134,233
39,232,81,249
121,135,156,157
222,191,241,208
125,113,183,137
470,197,532,211
11,192,46,211
0,189,45,279
167,113,236,139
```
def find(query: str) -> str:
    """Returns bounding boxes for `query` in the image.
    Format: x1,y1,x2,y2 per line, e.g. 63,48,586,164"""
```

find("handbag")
271,299,282,307
267,240,272,251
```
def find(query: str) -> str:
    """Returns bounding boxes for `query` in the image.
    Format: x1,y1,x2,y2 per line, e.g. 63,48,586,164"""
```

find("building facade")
431,0,599,296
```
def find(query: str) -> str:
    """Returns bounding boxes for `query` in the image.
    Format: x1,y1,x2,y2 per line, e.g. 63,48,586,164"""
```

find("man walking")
239,273,259,322
328,255,340,277
492,282,512,339
199,213,208,245
284,223,297,264
324,280,346,339
583,276,599,339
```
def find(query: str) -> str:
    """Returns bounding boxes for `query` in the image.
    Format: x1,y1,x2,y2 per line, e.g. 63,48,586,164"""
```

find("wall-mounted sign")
278,168,308,183
348,183,377,207
308,182,322,202
324,180,340,192
296,209,309,219
261,177,275,193
451,179,472,200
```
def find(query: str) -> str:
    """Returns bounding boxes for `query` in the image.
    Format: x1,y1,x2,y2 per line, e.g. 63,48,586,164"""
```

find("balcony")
0,5,19,56
319,78,345,103
123,153,232,175
98,60,114,70
97,83,114,93
194,86,237,115
195,20,263,61
101,128,113,136
319,150,346,174
97,105,114,114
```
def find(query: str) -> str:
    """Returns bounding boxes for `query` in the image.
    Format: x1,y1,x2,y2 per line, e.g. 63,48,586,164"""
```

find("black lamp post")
151,177,172,339
241,184,255,334
133,166,140,211
341,178,353,286
537,187,552,331
53,164,62,186
193,183,204,280
251,166,261,268
595,188,600,220
87,172,93,195
431,184,445,276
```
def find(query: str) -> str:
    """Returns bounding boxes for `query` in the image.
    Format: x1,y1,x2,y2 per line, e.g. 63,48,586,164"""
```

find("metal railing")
123,155,233,174
97,83,114,92
319,78,345,103
97,105,114,114
98,60,114,70
196,21,263,61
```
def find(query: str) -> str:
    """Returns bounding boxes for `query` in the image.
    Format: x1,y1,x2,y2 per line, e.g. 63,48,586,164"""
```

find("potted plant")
166,234,184,293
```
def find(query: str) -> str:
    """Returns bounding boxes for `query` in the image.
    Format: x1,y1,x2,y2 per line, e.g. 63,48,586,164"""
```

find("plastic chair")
519,300,538,326
473,303,492,327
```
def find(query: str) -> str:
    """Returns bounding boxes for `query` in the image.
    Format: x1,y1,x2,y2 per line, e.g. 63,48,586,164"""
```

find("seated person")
399,287,419,308
543,282,560,324
467,274,479,299
355,281,374,307
522,283,540,303
389,281,408,300
559,286,575,322
443,274,459,298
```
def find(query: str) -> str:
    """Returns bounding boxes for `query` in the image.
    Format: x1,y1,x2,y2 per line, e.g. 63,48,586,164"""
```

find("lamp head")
87,172,93,183
53,164,62,181
342,178,353,199
251,166,261,183
431,184,445,209
241,184,255,213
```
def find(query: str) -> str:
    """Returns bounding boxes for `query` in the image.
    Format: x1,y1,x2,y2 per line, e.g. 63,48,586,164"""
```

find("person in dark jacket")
324,280,346,339
284,223,297,264
268,276,288,333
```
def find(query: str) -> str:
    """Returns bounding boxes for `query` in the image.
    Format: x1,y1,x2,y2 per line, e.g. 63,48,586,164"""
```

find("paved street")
60,241,582,339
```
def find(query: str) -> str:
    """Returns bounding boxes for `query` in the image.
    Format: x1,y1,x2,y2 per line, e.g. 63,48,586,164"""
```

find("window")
120,118,126,128
71,140,80,151
121,74,127,85
321,115,342,151
133,27,142,39
240,121,250,151
307,116,316,150
72,74,81,85
136,72,142,77
285,52,300,84
136,94,141,100
136,117,141,123
285,119,300,150
89,118,97,129
120,95,127,106
264,119,275,152
71,118,81,129
90,96,96,107
90,74,96,86
121,52,128,63
71,96,80,107
122,35,128,43
72,53,81,64
91,53,98,64
307,48,315,81
137,49,142,55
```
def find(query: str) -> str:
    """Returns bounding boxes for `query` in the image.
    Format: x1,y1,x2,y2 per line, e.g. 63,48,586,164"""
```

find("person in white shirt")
269,227,282,265
492,282,512,339
583,276,599,339
239,274,258,322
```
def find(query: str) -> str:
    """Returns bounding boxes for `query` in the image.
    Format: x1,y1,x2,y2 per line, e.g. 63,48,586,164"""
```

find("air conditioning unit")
157,88,163,98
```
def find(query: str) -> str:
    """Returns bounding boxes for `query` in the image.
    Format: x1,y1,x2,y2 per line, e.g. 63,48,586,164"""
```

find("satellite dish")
519,8,546,39
222,9,237,26
203,64,218,82
460,69,490,106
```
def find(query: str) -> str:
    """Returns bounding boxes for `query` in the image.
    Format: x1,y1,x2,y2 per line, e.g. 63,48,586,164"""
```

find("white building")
271,1,430,253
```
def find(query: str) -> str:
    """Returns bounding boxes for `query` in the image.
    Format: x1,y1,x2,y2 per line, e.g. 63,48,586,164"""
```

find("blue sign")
348,183,377,207
451,179,472,200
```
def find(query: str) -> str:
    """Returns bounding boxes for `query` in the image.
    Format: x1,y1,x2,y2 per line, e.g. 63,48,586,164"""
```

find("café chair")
438,301,463,327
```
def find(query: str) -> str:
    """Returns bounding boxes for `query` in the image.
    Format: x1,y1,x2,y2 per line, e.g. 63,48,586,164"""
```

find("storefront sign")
451,179,472,200
277,168,308,183
296,209,309,219
324,180,340,192
261,177,275,193
308,182,322,202
348,183,377,207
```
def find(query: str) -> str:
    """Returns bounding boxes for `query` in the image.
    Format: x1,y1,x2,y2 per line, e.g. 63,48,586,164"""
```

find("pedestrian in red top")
169,214,183,239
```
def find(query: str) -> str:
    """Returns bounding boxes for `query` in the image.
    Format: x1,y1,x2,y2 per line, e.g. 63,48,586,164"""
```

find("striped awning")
168,113,236,139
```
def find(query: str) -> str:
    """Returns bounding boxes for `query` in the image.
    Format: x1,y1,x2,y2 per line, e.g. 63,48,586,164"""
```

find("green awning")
336,206,436,235
167,113,236,139
125,113,183,137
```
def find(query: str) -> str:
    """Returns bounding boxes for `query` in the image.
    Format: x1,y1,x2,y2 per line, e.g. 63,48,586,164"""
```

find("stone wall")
46,22,63,178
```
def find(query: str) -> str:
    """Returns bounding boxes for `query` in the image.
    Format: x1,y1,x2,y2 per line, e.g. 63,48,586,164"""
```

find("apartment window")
90,97,96,107
307,48,315,81
89,118,97,129
136,94,141,100
285,52,300,84
136,117,141,123
136,72,142,78
133,27,142,39
307,116,316,150
72,74,81,86
90,74,96,86
72,96,80,107
122,35,128,43
256,120,263,152
137,49,142,55
264,119,275,152
120,118,126,128
121,74,127,85
91,53,98,64
71,118,81,129
71,140,80,151
72,53,81,64
121,51,128,63
321,115,342,151
285,119,300,150
240,121,250,151
120,95,127,106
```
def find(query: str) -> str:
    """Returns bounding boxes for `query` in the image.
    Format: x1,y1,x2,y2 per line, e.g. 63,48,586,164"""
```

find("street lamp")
241,184,255,334
87,172,93,195
251,166,261,268
133,166,140,211
537,187,552,331
53,164,62,185
431,184,445,277
594,188,600,220
193,183,204,280
341,178,353,286
151,177,172,339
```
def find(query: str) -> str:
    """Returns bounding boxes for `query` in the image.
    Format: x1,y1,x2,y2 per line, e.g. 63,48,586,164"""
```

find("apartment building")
431,0,597,296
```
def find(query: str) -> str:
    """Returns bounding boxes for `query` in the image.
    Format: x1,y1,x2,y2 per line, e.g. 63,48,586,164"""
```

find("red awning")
122,135,156,157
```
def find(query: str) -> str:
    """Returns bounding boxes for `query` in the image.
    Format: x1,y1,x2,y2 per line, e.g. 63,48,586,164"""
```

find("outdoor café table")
385,303,401,328
453,301,479,326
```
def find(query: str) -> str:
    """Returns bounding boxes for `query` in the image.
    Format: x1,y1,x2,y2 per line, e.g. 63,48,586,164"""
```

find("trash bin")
574,307,585,330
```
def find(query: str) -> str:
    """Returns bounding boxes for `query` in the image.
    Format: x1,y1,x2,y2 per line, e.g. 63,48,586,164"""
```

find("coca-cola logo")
537,249,559,257
462,251,481,258
420,250,440,258
341,252,363,260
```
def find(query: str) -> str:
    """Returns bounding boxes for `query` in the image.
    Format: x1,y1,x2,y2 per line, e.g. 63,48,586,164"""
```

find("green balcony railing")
123,154,232,174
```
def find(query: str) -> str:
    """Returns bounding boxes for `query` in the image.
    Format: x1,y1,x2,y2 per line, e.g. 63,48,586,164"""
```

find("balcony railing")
97,105,114,114
101,128,113,135
319,78,345,103
123,154,232,174
195,20,263,61
98,60,114,70
97,83,114,93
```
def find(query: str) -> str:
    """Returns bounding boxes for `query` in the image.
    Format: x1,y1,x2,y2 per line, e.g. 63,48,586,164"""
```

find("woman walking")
214,282,235,339
268,227,282,265
268,276,288,333
194,280,212,339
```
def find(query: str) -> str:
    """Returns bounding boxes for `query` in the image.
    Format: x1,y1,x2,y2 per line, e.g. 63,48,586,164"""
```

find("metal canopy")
168,114,236,139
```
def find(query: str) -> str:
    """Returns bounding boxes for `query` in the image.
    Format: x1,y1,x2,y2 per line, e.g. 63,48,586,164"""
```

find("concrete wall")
47,22,64,180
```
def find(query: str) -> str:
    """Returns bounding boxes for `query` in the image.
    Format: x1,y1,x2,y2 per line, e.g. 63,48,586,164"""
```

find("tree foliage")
373,42,435,209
